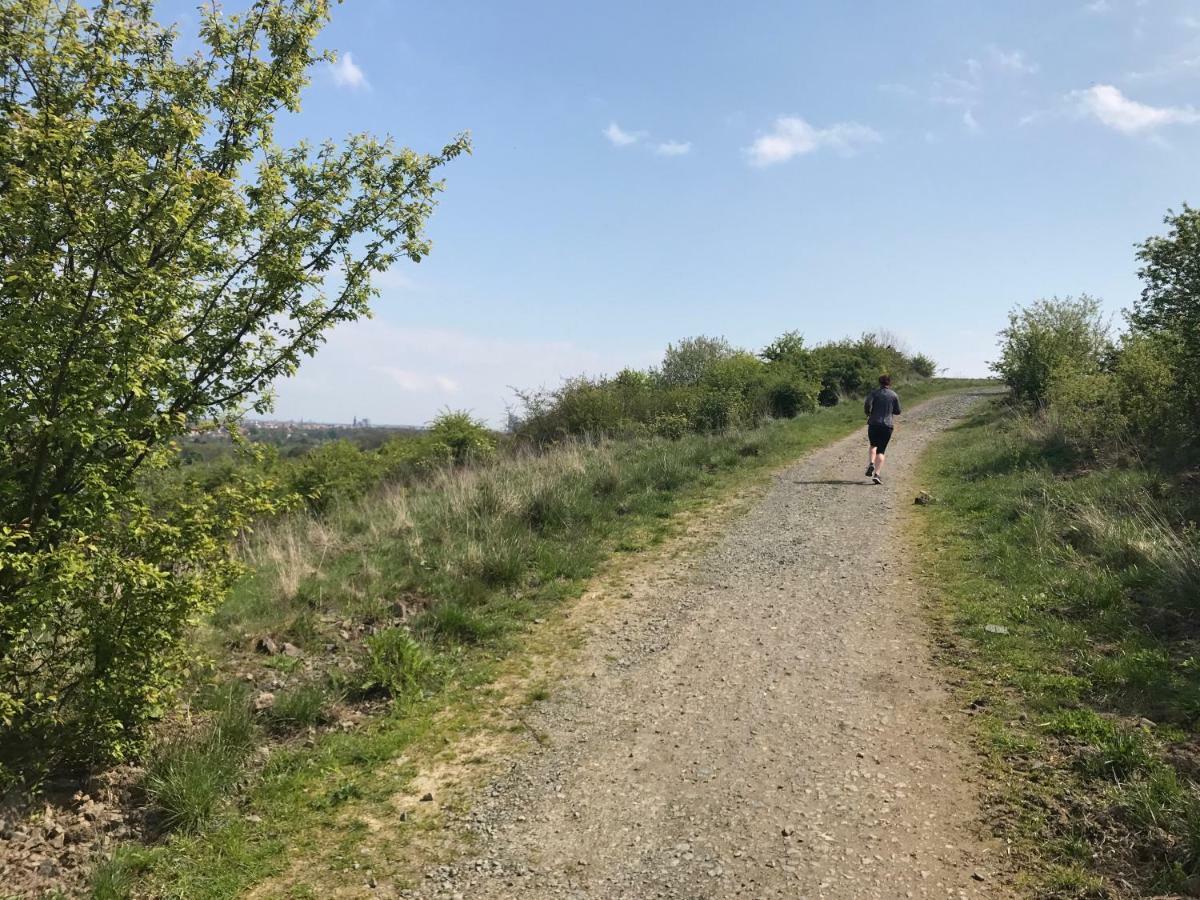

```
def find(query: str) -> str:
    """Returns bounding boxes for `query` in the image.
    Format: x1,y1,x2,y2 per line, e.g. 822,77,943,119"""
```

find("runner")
864,374,901,485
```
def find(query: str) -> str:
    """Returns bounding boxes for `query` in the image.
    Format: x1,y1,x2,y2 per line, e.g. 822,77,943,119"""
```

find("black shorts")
868,422,893,453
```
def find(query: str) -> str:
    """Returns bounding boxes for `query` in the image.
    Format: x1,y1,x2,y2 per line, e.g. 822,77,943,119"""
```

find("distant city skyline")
159,0,1200,426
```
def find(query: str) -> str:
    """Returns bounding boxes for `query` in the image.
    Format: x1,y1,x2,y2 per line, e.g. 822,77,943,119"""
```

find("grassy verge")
915,399,1200,898
93,378,983,898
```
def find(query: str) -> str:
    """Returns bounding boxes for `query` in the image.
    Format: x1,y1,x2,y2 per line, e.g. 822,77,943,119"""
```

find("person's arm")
864,393,873,418
893,394,901,416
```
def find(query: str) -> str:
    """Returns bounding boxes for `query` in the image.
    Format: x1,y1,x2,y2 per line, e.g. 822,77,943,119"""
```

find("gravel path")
409,390,1004,899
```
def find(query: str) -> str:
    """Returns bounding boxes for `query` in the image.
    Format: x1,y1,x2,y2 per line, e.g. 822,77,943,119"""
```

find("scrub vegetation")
921,205,1200,897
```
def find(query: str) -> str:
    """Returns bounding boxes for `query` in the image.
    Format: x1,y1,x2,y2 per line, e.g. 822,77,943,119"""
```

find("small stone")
914,491,936,506
420,792,434,802
254,691,275,710
984,624,1009,635
972,870,987,882
282,642,303,657
255,636,279,655
781,826,794,837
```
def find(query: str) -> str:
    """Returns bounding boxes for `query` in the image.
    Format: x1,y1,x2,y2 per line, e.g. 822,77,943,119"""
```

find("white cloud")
1085,0,1111,13
330,52,368,90
654,140,692,157
744,116,881,166
962,108,981,133
603,121,639,146
1073,84,1200,133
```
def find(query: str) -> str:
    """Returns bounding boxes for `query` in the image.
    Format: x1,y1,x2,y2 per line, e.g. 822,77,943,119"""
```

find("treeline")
512,332,936,443
992,204,1200,458
173,331,937,523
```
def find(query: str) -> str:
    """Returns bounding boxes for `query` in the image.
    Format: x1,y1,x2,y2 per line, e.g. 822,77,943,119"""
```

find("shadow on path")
793,479,873,487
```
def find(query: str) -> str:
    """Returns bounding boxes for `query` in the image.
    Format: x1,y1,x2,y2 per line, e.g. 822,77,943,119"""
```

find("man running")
864,374,901,485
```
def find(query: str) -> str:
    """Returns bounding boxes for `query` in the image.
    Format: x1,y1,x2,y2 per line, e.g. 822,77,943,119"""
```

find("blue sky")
172,0,1200,425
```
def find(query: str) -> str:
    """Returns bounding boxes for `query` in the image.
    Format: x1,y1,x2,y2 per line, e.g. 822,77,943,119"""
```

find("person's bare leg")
874,452,885,474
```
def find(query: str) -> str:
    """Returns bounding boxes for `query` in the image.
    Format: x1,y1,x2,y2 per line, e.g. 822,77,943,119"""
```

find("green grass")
264,683,334,734
142,685,257,834
97,378,985,898
917,399,1200,898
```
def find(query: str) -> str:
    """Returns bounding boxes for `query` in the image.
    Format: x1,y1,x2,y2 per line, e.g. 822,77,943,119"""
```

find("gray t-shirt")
864,387,901,427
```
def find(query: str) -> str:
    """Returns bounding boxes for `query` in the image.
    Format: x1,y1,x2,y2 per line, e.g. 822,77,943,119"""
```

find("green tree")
1131,206,1200,444
658,335,735,386
0,0,468,773
990,296,1110,407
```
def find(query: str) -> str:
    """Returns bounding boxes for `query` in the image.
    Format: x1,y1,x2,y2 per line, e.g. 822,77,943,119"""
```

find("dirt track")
408,390,1004,899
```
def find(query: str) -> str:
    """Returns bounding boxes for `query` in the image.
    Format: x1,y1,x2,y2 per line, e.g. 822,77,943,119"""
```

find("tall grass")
920,399,1200,896
142,685,257,834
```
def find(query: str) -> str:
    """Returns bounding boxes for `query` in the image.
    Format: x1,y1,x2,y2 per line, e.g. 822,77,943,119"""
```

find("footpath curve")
409,390,1004,899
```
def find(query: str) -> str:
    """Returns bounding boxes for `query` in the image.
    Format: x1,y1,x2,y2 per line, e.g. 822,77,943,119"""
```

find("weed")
363,628,434,697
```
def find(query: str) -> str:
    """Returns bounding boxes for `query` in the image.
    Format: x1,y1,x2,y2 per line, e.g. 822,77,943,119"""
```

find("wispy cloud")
962,108,981,133
745,116,881,167
654,140,692,157
272,320,639,427
1072,84,1200,133
1085,0,1111,13
989,46,1039,75
1128,55,1200,82
603,123,693,157
603,121,640,146
878,82,919,99
330,51,369,90
372,367,459,394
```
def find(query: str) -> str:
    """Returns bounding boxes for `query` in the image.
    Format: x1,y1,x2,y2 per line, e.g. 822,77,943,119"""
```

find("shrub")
693,388,744,432
0,473,279,776
0,0,467,777
1045,368,1127,458
759,330,809,367
652,413,690,439
765,376,818,418
1111,332,1178,445
363,628,434,697
659,336,736,386
427,410,497,464
911,353,937,378
990,295,1111,407
287,440,385,511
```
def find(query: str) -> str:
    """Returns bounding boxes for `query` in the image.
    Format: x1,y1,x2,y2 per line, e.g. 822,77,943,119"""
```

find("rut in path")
410,390,1004,899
